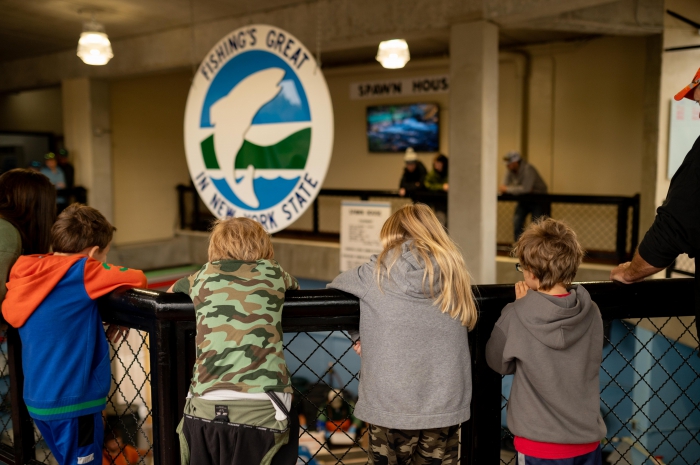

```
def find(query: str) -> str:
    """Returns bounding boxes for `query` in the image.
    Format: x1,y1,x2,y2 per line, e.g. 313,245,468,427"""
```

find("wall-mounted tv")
367,103,439,153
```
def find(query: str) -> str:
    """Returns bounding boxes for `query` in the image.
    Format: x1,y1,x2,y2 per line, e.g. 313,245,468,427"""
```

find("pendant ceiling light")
376,39,410,69
77,17,113,66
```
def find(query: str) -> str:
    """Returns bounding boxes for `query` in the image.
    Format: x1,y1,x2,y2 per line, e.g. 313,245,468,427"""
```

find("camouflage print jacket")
173,259,299,396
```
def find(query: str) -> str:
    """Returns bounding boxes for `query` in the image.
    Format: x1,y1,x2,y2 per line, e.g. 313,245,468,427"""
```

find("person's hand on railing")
610,252,664,284
105,324,129,344
515,281,529,300
352,340,362,357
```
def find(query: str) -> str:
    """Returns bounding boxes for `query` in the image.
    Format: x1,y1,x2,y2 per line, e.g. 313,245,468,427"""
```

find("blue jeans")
513,201,551,242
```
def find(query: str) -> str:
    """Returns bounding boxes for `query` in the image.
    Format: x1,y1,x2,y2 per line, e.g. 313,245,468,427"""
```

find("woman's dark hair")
0,169,56,254
434,154,448,177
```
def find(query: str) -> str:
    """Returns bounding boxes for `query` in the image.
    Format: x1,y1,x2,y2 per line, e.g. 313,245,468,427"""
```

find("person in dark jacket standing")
611,67,700,346
499,152,549,241
398,148,427,197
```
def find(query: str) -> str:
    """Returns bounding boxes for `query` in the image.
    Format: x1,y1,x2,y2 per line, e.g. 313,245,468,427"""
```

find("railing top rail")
318,188,402,198
176,184,639,206
316,190,640,205
498,192,640,205
100,278,694,330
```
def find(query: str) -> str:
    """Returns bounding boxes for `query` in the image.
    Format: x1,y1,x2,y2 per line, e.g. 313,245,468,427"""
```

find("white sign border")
183,24,334,233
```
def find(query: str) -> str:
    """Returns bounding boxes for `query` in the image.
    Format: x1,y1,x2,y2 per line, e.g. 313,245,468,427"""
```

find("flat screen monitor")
367,103,439,153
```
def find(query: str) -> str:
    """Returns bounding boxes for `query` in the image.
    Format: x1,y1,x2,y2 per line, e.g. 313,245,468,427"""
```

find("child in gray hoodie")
329,204,478,465
486,218,606,465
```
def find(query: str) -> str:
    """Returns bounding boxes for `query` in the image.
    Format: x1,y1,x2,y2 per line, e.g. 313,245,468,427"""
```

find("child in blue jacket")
2,204,146,465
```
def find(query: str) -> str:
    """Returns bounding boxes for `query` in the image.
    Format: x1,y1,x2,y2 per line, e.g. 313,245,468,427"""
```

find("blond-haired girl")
329,203,477,465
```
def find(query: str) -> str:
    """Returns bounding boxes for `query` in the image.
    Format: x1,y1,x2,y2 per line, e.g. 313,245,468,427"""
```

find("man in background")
498,151,549,241
40,152,67,211
40,152,66,189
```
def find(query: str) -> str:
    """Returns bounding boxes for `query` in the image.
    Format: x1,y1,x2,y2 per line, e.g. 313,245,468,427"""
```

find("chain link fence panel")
29,328,154,465
499,317,699,465
497,201,636,260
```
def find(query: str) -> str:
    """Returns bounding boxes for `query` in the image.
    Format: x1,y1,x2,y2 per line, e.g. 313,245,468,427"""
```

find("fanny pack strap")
266,392,290,419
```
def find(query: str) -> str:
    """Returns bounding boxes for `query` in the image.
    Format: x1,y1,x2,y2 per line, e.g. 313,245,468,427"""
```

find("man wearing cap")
40,152,67,211
611,67,700,343
40,152,66,190
498,151,549,241
398,148,427,197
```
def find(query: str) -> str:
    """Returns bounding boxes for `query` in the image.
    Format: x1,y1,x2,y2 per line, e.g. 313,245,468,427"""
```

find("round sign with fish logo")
184,24,333,232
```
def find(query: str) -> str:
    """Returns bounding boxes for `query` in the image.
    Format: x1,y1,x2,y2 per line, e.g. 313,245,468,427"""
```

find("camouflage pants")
368,423,460,465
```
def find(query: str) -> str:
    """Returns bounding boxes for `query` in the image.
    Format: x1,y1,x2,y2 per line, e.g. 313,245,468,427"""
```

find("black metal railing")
176,185,640,263
666,255,696,278
497,193,640,263
0,278,696,464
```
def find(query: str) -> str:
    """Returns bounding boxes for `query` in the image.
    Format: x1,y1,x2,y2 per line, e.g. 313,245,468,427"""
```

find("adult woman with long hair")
0,169,56,302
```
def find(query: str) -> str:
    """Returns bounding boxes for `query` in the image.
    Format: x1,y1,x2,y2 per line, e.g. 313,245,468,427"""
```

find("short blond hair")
376,204,478,330
208,218,274,262
513,218,584,291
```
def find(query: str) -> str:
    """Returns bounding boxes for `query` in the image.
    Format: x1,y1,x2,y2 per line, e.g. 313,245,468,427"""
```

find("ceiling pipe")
664,10,700,52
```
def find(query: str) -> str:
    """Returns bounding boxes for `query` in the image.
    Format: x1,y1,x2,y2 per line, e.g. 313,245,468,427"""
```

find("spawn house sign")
184,25,334,233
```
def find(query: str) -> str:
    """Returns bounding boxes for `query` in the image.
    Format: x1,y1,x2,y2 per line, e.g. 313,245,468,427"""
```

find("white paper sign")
340,201,392,272
668,99,700,179
349,75,449,100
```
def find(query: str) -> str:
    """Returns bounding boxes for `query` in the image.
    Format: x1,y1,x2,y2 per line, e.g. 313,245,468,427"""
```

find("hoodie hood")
376,241,441,299
2,254,85,328
514,285,595,350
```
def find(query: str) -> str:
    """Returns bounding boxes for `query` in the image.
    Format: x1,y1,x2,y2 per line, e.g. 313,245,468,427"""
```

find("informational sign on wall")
183,24,334,233
340,201,392,272
349,74,449,100
668,98,700,179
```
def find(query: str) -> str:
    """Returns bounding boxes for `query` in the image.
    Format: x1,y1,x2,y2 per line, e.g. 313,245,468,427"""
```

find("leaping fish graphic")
210,68,286,208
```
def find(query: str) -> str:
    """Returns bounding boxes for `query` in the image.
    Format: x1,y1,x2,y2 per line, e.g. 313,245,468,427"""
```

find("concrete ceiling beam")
514,18,662,35
504,0,663,35
488,0,619,26
0,0,663,93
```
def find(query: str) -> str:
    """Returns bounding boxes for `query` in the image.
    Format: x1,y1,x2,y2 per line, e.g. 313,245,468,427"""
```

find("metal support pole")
616,202,630,263
630,194,641,255
313,197,320,235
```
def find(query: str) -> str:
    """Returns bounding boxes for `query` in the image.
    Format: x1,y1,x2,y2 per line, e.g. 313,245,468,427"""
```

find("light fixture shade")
77,21,113,65
376,39,410,69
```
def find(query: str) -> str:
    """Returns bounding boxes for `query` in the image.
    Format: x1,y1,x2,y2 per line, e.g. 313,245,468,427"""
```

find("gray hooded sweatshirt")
328,242,472,430
485,285,606,444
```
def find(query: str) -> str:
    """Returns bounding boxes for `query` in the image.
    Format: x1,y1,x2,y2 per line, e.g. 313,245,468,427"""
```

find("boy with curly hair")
486,218,606,465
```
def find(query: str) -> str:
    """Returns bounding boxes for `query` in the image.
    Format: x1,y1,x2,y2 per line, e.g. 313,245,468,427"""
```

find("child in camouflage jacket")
170,218,299,465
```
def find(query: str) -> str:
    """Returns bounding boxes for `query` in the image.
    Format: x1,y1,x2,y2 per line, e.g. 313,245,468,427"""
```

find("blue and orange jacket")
1,254,146,421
